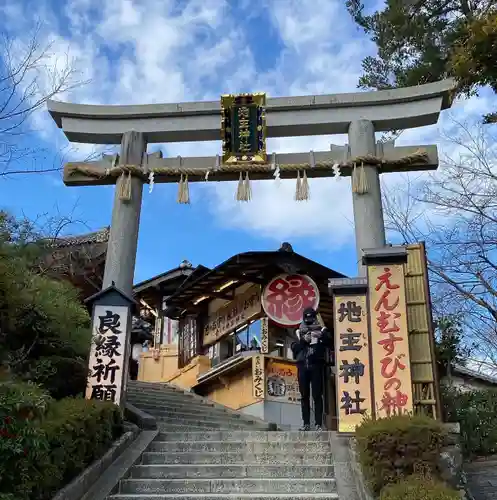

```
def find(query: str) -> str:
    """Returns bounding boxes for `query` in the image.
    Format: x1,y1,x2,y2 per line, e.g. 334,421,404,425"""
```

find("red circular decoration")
262,274,320,327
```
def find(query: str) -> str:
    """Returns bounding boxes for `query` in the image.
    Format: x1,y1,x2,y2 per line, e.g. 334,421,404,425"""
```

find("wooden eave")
165,251,346,327
133,265,210,307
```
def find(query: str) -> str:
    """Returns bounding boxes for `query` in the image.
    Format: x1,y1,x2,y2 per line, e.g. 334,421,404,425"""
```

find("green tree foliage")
355,414,447,494
0,211,91,395
0,380,123,500
442,385,497,457
346,0,497,122
0,381,51,500
434,315,473,377
380,475,459,500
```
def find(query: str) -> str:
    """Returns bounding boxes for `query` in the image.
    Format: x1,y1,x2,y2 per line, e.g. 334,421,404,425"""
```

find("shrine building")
134,243,341,428
40,227,110,304
134,242,440,431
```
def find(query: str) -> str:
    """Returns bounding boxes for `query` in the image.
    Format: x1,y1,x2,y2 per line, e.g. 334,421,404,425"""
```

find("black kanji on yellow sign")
221,93,267,164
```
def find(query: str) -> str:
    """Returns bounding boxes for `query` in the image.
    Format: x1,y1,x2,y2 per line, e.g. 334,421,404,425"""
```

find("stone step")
153,417,257,430
128,400,217,412
141,408,253,422
155,431,332,442
126,395,218,411
156,424,246,432
128,381,180,390
147,440,332,454
127,392,241,413
130,464,335,479
127,388,189,398
128,398,205,409
132,404,240,418
132,406,267,429
127,389,198,401
141,451,333,465
134,406,253,422
128,384,196,396
119,478,337,494
128,401,224,415
110,494,339,499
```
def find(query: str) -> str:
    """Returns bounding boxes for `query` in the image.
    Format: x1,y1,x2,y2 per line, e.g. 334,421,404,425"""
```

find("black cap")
303,307,317,317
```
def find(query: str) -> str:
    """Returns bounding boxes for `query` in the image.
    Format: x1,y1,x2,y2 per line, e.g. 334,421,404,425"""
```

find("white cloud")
203,133,354,248
4,0,497,250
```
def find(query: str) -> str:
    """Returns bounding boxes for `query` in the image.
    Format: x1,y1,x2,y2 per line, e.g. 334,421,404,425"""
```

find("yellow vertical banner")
368,264,414,418
334,294,373,432
252,355,265,400
260,317,269,354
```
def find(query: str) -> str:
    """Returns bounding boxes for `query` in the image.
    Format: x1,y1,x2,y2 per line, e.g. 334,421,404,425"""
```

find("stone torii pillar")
104,130,147,296
349,120,385,274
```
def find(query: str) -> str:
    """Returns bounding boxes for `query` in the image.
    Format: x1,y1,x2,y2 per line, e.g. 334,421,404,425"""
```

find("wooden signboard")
368,264,414,418
203,285,261,347
252,355,265,400
221,93,267,164
86,305,128,405
260,317,269,354
265,359,300,404
334,294,373,432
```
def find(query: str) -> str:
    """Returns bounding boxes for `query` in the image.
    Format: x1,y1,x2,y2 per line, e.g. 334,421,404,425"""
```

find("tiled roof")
453,364,497,385
48,227,110,248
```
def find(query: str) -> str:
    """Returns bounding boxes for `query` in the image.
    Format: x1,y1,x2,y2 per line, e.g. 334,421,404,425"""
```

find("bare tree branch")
0,22,94,177
383,115,497,368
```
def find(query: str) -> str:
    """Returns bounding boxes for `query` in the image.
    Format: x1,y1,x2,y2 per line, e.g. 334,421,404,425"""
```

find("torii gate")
48,79,455,293
47,80,455,406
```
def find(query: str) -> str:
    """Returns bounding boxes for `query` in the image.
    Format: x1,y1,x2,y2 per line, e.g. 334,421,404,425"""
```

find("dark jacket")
291,323,334,369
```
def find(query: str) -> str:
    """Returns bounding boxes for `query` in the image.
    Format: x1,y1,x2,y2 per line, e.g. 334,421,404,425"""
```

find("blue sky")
1,0,496,284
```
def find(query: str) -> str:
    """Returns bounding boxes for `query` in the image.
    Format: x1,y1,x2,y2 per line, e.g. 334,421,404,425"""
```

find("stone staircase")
107,380,339,500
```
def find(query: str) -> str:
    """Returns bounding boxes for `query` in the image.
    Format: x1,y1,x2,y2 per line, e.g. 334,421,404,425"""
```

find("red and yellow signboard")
334,294,373,432
368,264,413,418
262,274,320,327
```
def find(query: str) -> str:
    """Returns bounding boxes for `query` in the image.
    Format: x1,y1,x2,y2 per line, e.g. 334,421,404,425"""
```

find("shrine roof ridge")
453,364,497,385
165,249,347,315
133,265,197,295
47,79,456,144
43,227,110,248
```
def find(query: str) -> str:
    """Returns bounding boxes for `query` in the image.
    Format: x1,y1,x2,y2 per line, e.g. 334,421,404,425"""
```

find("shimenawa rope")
65,150,428,202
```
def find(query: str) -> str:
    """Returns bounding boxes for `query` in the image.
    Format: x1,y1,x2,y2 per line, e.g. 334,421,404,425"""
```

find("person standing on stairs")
129,341,141,380
291,307,334,431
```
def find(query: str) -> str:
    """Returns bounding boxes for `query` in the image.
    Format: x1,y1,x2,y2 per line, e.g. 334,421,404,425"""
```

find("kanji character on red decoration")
264,275,317,322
